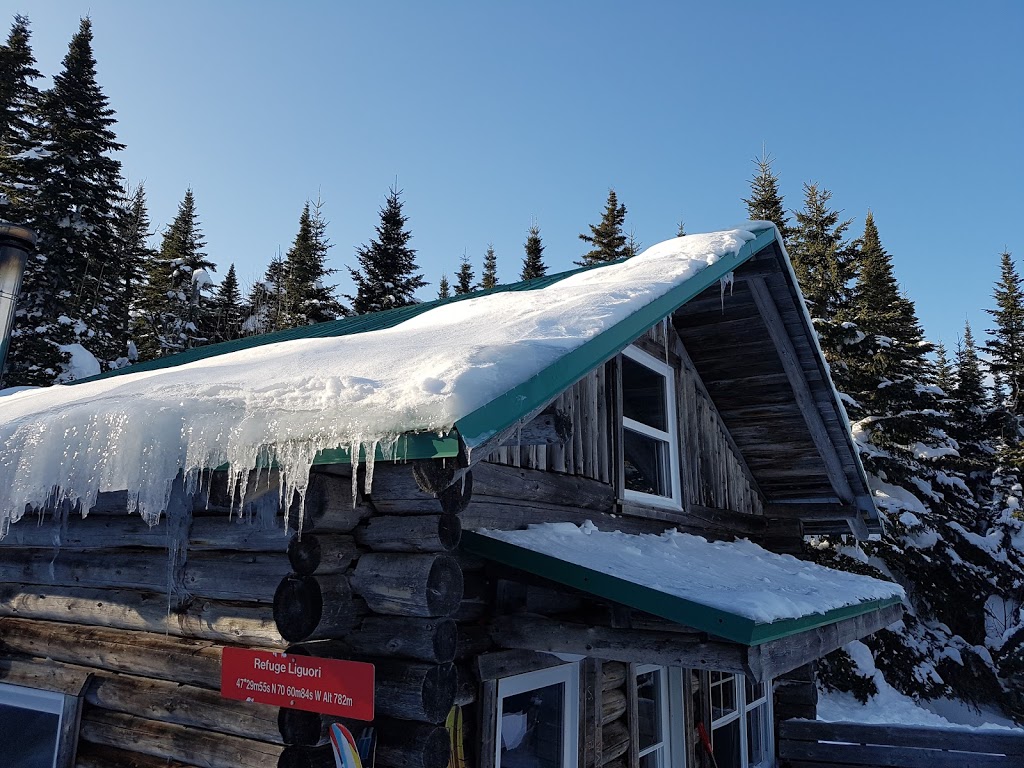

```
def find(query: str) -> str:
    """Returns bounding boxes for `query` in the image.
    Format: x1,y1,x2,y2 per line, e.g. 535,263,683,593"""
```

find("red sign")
221,647,374,720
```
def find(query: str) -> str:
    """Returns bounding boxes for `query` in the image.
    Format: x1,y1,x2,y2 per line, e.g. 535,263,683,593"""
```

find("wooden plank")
583,657,604,768
471,462,614,510
488,615,751,677
625,663,639,768
479,679,498,768
747,277,855,504
778,739,1014,767
780,719,1024,756
0,655,93,695
475,649,567,681
750,603,904,680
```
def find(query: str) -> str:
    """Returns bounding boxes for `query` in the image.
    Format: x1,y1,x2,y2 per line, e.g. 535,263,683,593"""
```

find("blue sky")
21,1,1024,348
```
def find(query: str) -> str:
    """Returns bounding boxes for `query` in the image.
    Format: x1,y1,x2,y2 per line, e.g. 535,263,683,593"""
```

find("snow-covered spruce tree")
242,254,287,336
521,223,547,281
0,14,41,217
577,188,629,266
986,251,1024,415
347,186,424,315
208,263,242,344
454,254,475,295
786,184,861,394
134,189,215,358
111,183,155,365
437,274,451,299
742,150,794,243
5,18,125,385
282,198,345,327
480,244,498,290
814,215,1024,721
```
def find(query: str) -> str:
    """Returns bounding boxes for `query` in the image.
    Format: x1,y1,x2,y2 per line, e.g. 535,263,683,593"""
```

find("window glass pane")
500,682,564,768
0,702,59,768
745,678,764,704
622,355,667,431
635,670,662,751
747,705,766,766
639,748,664,768
624,429,670,497
711,717,741,768
710,674,736,720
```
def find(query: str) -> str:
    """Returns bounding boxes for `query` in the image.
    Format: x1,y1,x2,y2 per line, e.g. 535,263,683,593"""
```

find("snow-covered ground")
818,641,1018,730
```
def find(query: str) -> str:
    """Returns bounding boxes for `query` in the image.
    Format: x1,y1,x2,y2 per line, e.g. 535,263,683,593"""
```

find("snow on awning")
462,523,904,645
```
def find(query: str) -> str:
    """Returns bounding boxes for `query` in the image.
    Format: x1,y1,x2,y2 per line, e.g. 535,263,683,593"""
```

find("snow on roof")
474,522,904,628
0,227,760,532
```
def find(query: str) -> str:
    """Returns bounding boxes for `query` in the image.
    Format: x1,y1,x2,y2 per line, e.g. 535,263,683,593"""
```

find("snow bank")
0,229,756,532
477,522,904,624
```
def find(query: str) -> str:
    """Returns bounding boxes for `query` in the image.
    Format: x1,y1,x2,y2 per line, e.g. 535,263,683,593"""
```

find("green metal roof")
461,529,902,646
71,225,779,465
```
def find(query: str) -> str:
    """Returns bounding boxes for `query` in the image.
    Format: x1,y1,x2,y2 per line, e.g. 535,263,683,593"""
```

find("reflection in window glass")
0,701,60,768
636,670,661,751
624,428,670,497
746,706,765,766
711,716,741,768
622,356,667,431
499,682,564,768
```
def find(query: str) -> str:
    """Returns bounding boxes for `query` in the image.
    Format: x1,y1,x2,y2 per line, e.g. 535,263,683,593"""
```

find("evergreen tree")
0,14,41,217
282,198,345,327
787,184,860,391
243,255,287,336
948,321,992,495
624,229,641,258
437,274,451,299
577,189,629,266
933,342,954,397
111,183,155,364
5,17,124,384
676,220,686,238
521,223,547,281
135,189,215,357
480,244,498,290
347,186,424,314
209,263,242,343
454,253,475,295
985,251,1024,414
742,151,793,241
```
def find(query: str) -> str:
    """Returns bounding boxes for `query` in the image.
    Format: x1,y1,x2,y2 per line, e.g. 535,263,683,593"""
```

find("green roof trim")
461,529,903,646
311,430,462,465
453,226,778,446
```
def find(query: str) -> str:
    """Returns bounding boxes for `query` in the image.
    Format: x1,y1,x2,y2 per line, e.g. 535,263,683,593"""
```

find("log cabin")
0,222,905,768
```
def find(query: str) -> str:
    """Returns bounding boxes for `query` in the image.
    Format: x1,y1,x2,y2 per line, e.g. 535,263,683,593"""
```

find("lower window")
707,672,773,768
495,663,579,768
0,682,66,768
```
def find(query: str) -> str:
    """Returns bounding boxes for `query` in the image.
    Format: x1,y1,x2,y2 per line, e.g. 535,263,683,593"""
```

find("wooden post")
286,534,357,576
345,616,458,663
272,573,360,643
373,661,457,724
355,515,461,553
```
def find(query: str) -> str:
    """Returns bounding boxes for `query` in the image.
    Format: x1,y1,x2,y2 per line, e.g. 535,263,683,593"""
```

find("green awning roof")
462,527,903,646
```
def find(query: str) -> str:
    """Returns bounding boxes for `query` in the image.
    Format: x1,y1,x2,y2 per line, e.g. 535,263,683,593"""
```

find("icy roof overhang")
463,524,904,645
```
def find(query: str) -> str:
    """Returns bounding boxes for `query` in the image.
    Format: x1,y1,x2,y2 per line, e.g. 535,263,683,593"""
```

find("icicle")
364,440,378,497
662,317,669,361
350,439,361,510
719,271,735,312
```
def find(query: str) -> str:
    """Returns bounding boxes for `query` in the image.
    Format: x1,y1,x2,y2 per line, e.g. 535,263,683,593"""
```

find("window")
495,664,579,768
706,672,774,768
0,683,66,768
621,346,680,508
635,665,671,768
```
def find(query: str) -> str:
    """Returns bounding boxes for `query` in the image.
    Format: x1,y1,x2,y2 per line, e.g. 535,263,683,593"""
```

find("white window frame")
0,682,66,768
635,664,673,767
706,672,775,768
494,663,580,768
621,345,682,510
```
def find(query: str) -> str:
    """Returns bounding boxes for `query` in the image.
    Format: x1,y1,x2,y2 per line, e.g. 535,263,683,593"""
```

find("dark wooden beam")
488,614,752,677
747,277,855,504
499,408,572,447
764,502,860,520
748,603,903,681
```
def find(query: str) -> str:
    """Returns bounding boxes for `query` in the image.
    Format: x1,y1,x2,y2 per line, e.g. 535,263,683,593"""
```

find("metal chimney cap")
0,224,37,253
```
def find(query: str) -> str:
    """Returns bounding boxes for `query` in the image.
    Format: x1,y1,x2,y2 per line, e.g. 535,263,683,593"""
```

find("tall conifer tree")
0,14,41,217
521,224,547,281
111,183,154,363
577,189,629,265
347,186,424,314
244,255,287,336
5,18,124,384
480,244,498,289
282,198,345,327
454,254,475,295
437,274,451,299
985,252,1024,414
743,151,793,241
210,263,242,343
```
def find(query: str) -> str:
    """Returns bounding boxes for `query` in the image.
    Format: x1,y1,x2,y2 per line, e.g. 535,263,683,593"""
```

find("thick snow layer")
0,228,756,531
56,343,101,383
477,523,904,624
819,640,1017,729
